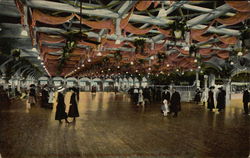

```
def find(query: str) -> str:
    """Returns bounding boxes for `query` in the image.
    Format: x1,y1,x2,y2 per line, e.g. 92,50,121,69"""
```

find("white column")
196,70,200,88
209,74,215,87
224,78,231,106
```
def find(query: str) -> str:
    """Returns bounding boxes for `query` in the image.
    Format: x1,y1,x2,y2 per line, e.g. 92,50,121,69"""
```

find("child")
161,99,170,116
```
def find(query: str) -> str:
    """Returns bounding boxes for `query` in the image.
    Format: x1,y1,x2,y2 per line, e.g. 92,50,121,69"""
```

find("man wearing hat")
207,86,215,111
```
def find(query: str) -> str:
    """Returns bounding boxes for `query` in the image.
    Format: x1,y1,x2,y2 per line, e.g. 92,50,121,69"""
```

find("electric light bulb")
115,39,121,45
167,64,170,67
87,58,91,62
117,66,120,69
194,59,198,63
148,67,151,71
130,61,134,65
21,30,28,36
237,51,243,56
96,52,102,57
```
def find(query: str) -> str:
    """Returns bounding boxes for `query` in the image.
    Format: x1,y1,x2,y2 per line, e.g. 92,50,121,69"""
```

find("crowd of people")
1,83,249,122
23,84,80,123
128,86,181,117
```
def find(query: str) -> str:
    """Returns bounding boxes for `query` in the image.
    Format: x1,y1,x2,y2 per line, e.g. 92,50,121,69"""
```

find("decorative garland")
134,38,146,54
57,40,76,75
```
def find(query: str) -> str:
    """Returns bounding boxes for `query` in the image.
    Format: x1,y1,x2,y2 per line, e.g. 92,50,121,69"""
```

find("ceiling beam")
26,0,173,26
181,4,235,17
115,0,137,37
186,4,232,27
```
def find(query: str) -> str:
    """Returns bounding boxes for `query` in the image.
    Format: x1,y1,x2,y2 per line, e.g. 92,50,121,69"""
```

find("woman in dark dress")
216,87,226,111
207,86,215,111
68,87,79,121
55,87,69,123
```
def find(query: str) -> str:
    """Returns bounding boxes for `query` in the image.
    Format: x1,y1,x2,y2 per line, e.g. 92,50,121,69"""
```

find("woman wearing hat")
28,85,36,106
68,87,79,121
55,86,69,123
207,86,215,111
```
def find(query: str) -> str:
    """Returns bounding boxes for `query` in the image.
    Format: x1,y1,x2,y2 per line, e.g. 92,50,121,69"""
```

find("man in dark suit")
243,88,249,115
170,88,181,117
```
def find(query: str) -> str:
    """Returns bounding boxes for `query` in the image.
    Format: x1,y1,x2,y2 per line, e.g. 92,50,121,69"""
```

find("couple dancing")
162,87,181,117
55,87,79,123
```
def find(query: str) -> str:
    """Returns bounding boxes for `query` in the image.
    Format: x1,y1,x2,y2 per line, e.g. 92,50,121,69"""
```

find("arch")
52,77,64,86
105,78,114,82
38,76,49,81
231,68,250,77
93,78,102,82
79,77,91,82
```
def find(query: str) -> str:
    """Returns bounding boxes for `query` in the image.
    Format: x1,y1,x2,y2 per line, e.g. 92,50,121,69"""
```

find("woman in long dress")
68,87,79,121
162,99,170,116
137,89,144,107
28,85,36,105
55,87,69,123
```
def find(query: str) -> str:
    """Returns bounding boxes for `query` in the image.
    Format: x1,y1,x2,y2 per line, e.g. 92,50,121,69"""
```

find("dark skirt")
207,101,215,109
55,104,68,120
68,104,79,118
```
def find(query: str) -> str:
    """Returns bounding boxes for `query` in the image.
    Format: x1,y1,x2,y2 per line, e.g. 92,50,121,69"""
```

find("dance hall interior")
0,0,250,157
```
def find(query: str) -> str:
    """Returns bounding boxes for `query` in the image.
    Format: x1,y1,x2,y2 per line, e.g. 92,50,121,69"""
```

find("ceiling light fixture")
96,51,102,57
237,51,243,56
21,30,28,36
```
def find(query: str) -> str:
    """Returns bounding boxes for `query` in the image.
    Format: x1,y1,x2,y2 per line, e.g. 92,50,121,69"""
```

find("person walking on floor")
41,85,49,108
55,86,69,123
242,87,249,115
201,88,207,106
68,87,80,121
137,88,144,107
207,86,215,111
216,87,226,112
170,88,181,117
162,86,171,103
28,85,36,106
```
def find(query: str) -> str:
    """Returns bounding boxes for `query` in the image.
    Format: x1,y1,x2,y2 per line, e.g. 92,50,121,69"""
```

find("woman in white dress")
162,99,170,116
201,88,208,106
137,89,144,107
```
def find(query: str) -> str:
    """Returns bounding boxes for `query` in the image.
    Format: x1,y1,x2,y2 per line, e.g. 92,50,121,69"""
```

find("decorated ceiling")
0,0,249,78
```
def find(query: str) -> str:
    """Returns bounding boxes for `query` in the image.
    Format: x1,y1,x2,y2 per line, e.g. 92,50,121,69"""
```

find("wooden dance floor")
0,92,249,158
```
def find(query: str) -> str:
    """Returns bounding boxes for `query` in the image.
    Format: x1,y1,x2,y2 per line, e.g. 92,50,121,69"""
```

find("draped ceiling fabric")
38,33,65,47
216,12,250,25
12,0,249,76
225,1,250,12
75,14,115,34
32,9,75,27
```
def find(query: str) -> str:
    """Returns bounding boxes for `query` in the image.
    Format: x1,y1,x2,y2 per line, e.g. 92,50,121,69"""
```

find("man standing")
162,86,171,103
207,86,215,111
243,88,249,115
170,88,181,117
216,87,226,112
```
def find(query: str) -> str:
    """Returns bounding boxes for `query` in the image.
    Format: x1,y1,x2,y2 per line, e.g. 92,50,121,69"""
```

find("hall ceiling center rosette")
0,0,249,78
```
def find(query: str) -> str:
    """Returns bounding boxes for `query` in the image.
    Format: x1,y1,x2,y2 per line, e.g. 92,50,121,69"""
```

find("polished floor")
0,92,249,158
